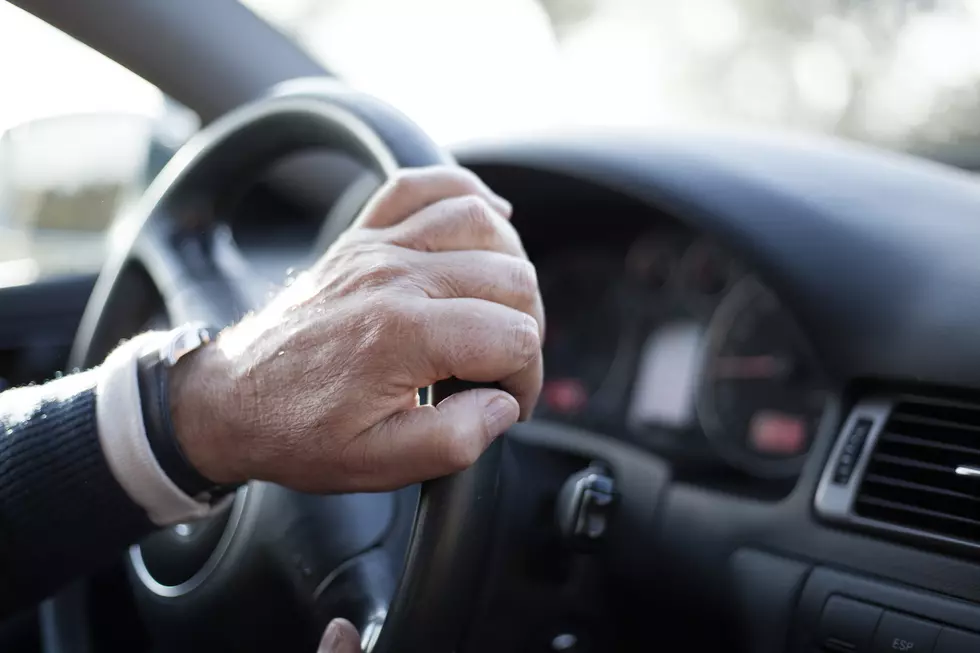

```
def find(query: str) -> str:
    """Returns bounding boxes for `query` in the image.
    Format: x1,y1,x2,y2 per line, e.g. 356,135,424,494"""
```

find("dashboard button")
818,596,882,652
872,611,940,653
935,628,980,653
833,419,872,485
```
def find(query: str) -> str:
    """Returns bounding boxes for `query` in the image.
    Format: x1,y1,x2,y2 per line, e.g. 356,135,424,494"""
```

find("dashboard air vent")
855,398,980,544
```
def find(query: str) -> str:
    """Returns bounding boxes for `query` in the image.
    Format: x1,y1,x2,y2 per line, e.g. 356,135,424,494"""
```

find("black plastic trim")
792,566,980,652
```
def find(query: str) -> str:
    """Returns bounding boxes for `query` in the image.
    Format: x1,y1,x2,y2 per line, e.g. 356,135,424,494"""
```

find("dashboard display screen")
627,321,704,429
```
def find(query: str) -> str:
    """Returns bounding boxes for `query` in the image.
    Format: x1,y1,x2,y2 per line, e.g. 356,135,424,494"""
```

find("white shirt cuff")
95,332,216,526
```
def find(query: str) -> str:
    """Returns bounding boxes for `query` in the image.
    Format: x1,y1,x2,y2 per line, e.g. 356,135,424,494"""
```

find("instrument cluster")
537,231,829,480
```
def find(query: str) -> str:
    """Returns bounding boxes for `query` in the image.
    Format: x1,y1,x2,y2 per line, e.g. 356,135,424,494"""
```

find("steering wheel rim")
42,80,504,653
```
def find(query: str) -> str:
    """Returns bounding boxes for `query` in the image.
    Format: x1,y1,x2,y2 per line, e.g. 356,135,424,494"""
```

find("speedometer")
697,277,827,477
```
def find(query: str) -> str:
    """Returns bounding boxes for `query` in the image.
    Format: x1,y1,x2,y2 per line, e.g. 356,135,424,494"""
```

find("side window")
0,4,197,285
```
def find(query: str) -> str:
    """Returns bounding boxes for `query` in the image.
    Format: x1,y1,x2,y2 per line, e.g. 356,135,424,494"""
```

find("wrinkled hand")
172,167,544,493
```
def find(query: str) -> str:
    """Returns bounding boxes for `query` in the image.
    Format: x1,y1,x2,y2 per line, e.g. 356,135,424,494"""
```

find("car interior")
4,0,980,652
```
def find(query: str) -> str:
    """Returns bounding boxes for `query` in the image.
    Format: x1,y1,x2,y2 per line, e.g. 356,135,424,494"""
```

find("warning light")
749,411,806,456
543,378,589,415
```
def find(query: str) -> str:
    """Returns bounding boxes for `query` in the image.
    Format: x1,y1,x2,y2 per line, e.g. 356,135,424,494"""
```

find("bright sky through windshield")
242,0,980,152
3,0,980,154
0,3,162,135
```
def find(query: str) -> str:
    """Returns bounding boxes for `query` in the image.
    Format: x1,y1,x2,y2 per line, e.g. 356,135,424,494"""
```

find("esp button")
872,611,940,653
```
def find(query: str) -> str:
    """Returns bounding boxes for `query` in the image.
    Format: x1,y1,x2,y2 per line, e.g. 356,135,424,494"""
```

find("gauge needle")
713,355,791,379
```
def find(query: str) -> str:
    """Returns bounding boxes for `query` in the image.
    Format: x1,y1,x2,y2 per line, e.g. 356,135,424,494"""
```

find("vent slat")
879,432,980,457
897,394,980,412
863,474,980,502
856,496,980,528
888,412,980,436
855,399,980,545
869,453,953,474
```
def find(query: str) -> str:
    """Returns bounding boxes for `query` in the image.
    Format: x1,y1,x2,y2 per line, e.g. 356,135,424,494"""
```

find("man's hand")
170,166,544,493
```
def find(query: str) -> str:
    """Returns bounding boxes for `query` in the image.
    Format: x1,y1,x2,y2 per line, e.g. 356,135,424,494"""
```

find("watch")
137,323,240,503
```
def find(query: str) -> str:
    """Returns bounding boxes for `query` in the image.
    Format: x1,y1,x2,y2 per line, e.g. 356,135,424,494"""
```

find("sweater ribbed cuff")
0,370,153,612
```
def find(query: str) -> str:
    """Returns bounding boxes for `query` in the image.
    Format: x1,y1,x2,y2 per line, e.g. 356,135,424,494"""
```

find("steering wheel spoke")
135,219,262,328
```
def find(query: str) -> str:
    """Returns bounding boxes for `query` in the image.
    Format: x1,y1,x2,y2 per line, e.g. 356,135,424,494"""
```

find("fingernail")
484,395,519,436
319,620,343,652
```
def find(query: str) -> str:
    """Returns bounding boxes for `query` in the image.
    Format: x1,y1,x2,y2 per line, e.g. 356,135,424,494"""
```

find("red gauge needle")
713,355,790,379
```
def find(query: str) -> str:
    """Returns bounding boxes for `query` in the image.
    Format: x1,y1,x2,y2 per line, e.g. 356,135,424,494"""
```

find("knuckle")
442,432,484,470
351,248,411,289
386,171,418,199
337,435,375,478
509,259,539,304
414,264,455,299
510,313,541,363
378,295,421,336
355,264,398,290
388,166,469,198
454,195,497,233
358,295,424,360
444,166,483,191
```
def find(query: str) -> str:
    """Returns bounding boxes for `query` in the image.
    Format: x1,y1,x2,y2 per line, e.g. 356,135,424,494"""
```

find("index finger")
415,298,543,420
355,166,512,229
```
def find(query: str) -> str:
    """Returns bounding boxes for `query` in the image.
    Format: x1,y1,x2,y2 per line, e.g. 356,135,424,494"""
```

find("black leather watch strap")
137,349,237,501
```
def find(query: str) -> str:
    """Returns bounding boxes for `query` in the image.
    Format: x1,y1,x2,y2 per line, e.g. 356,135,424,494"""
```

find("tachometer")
697,277,827,477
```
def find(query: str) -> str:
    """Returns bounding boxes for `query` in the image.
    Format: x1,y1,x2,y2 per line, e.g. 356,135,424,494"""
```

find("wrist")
168,342,246,487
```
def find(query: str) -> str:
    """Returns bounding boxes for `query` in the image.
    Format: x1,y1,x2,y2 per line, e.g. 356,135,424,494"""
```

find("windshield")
242,0,980,156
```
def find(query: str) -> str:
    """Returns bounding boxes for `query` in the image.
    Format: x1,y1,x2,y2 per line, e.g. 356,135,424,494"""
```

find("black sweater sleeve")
0,371,155,614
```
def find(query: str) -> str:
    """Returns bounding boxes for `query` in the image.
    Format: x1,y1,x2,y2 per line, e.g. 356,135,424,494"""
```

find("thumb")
318,619,361,653
352,388,519,490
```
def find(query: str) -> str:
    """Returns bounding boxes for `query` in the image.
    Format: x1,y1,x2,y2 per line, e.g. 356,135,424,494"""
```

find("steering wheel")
40,80,503,653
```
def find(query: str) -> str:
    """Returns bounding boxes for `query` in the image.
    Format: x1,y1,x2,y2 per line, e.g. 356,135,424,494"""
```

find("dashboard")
453,135,980,651
218,129,980,652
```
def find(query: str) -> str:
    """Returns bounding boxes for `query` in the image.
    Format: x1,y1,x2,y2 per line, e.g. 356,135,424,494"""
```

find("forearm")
0,370,154,613
0,330,229,616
